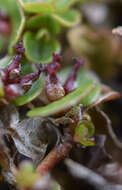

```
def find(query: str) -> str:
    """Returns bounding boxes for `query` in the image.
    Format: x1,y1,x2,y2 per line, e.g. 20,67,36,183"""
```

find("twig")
95,107,122,149
36,140,72,176
65,159,122,190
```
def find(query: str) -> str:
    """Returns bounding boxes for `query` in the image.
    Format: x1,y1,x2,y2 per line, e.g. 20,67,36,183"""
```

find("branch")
65,159,122,190
36,140,72,176
95,107,122,149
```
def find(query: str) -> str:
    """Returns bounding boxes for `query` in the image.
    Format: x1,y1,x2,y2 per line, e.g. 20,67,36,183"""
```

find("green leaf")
13,75,45,106
36,29,49,40
19,0,78,13
21,59,35,75
77,70,101,106
27,82,95,117
81,85,101,106
0,56,11,69
80,139,95,146
58,66,73,85
58,67,101,106
0,0,25,53
19,0,55,14
53,183,62,190
52,9,81,27
24,31,60,64
27,15,60,34
75,124,88,138
74,121,95,146
82,121,95,138
0,35,8,53
16,162,39,188
54,0,77,10
75,121,95,138
19,0,78,10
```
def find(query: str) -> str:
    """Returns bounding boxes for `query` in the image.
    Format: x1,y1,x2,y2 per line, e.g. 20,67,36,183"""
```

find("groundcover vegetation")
0,0,122,190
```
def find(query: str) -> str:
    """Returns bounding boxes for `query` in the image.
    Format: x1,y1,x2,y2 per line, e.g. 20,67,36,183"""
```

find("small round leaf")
52,9,81,27
19,0,55,14
27,14,60,34
24,31,60,64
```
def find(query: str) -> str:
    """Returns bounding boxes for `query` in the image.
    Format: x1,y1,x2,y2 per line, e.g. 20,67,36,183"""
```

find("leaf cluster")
0,1,121,190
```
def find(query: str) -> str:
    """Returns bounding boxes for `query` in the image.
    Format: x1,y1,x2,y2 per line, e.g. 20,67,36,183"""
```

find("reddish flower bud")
14,42,25,54
45,53,65,101
45,53,61,75
8,68,21,84
20,72,39,91
5,43,25,84
46,75,65,102
20,65,43,91
64,58,84,94
8,55,21,73
0,43,26,95
52,53,62,62
5,54,22,84
5,84,23,100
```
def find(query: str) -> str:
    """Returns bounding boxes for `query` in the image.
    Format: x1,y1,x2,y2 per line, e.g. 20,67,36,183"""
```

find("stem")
36,140,72,176
36,116,78,177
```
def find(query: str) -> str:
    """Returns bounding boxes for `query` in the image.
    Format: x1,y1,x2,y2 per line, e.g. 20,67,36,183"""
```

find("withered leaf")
89,107,122,163
89,85,120,109
0,132,9,170
0,126,17,186
10,116,60,164
10,117,51,164
0,105,18,171
0,105,59,165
